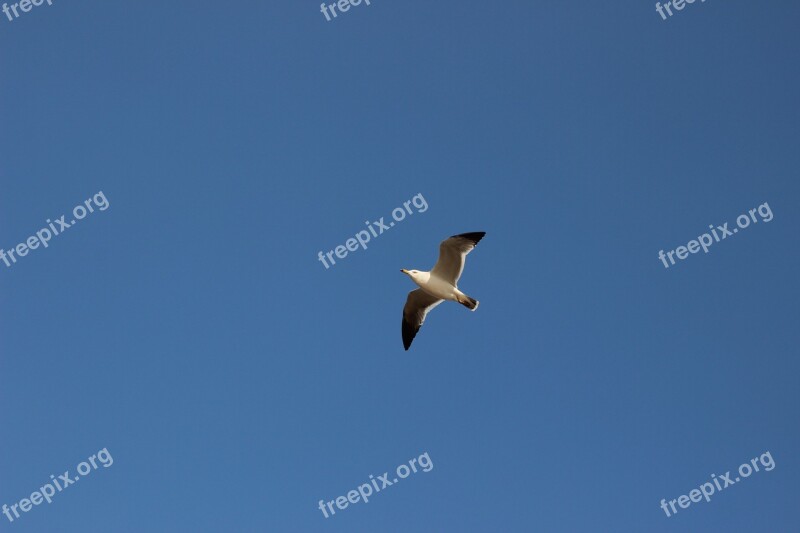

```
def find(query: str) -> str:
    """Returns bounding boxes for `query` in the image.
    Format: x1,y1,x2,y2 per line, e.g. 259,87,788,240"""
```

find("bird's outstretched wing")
402,289,443,350
430,232,486,285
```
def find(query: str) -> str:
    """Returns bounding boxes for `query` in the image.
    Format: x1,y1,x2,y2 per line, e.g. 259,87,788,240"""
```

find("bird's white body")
406,270,463,302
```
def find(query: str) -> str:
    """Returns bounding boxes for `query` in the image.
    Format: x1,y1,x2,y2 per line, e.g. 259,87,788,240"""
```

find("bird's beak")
400,269,408,274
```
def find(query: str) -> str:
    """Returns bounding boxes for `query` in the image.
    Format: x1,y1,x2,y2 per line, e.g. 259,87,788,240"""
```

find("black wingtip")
452,232,486,245
402,317,417,350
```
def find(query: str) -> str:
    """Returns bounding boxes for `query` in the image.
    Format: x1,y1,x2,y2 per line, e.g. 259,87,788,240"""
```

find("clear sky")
1,1,798,531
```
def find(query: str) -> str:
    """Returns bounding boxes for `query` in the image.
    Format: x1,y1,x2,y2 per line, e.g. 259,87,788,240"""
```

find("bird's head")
400,269,421,279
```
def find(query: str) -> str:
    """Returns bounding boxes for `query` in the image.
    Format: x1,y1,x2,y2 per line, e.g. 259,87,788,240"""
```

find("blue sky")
1,0,798,531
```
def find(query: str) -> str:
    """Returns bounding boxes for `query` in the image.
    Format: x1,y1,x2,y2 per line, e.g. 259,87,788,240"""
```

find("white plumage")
400,232,486,350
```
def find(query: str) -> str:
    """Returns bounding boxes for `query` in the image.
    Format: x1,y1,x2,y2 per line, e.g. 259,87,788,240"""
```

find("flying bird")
400,232,486,350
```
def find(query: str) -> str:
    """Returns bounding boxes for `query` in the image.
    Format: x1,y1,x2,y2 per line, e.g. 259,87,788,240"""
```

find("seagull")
400,232,486,350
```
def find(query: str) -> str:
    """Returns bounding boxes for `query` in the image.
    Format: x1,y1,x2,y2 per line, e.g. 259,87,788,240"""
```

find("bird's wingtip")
451,231,486,245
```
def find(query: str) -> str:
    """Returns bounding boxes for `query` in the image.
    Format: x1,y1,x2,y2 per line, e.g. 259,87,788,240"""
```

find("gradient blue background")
1,1,798,531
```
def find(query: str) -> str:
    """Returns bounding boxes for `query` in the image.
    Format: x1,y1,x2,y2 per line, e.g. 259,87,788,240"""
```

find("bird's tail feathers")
458,294,479,311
